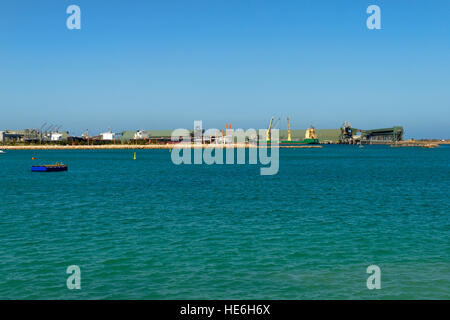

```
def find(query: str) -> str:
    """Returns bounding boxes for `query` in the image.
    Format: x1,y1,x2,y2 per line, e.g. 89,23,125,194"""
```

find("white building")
100,130,115,141
134,130,149,140
50,132,63,141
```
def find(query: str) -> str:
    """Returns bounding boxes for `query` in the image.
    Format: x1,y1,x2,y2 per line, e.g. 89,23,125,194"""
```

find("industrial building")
99,130,115,141
339,123,404,144
0,130,27,143
0,129,70,144
360,127,404,143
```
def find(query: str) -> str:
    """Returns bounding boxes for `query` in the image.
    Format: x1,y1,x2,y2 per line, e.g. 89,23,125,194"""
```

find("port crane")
287,117,292,141
266,117,281,141
305,125,318,140
266,117,274,141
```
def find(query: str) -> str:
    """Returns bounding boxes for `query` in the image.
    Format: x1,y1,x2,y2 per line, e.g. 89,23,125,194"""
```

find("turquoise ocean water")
0,146,448,299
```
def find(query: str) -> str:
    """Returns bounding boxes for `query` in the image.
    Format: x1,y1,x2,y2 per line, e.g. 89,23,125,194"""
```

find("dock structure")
1,123,407,146
268,127,404,145
337,125,404,145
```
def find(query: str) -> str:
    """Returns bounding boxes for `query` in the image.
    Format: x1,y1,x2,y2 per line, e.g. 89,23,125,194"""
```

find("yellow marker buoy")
133,152,136,160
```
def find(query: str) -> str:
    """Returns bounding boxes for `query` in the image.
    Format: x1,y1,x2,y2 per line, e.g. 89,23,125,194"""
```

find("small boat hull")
31,165,68,172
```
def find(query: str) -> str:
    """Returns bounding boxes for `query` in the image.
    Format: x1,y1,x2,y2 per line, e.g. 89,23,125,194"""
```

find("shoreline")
0,144,323,150
2,141,448,150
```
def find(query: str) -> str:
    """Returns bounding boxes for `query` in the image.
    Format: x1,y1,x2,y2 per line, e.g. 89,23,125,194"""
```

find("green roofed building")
361,126,404,143
148,130,176,138
119,131,137,143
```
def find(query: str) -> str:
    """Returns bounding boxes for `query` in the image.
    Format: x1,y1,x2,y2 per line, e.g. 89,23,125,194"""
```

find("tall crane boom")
287,117,292,141
266,117,274,141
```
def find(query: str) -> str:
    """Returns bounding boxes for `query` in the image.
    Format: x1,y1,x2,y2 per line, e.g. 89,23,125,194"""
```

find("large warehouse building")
360,127,404,143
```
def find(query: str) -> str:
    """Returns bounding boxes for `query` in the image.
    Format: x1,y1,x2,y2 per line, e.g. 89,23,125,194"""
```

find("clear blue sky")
0,0,449,138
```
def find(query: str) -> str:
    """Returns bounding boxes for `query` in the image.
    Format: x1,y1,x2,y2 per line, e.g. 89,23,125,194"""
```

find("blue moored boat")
31,163,68,172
